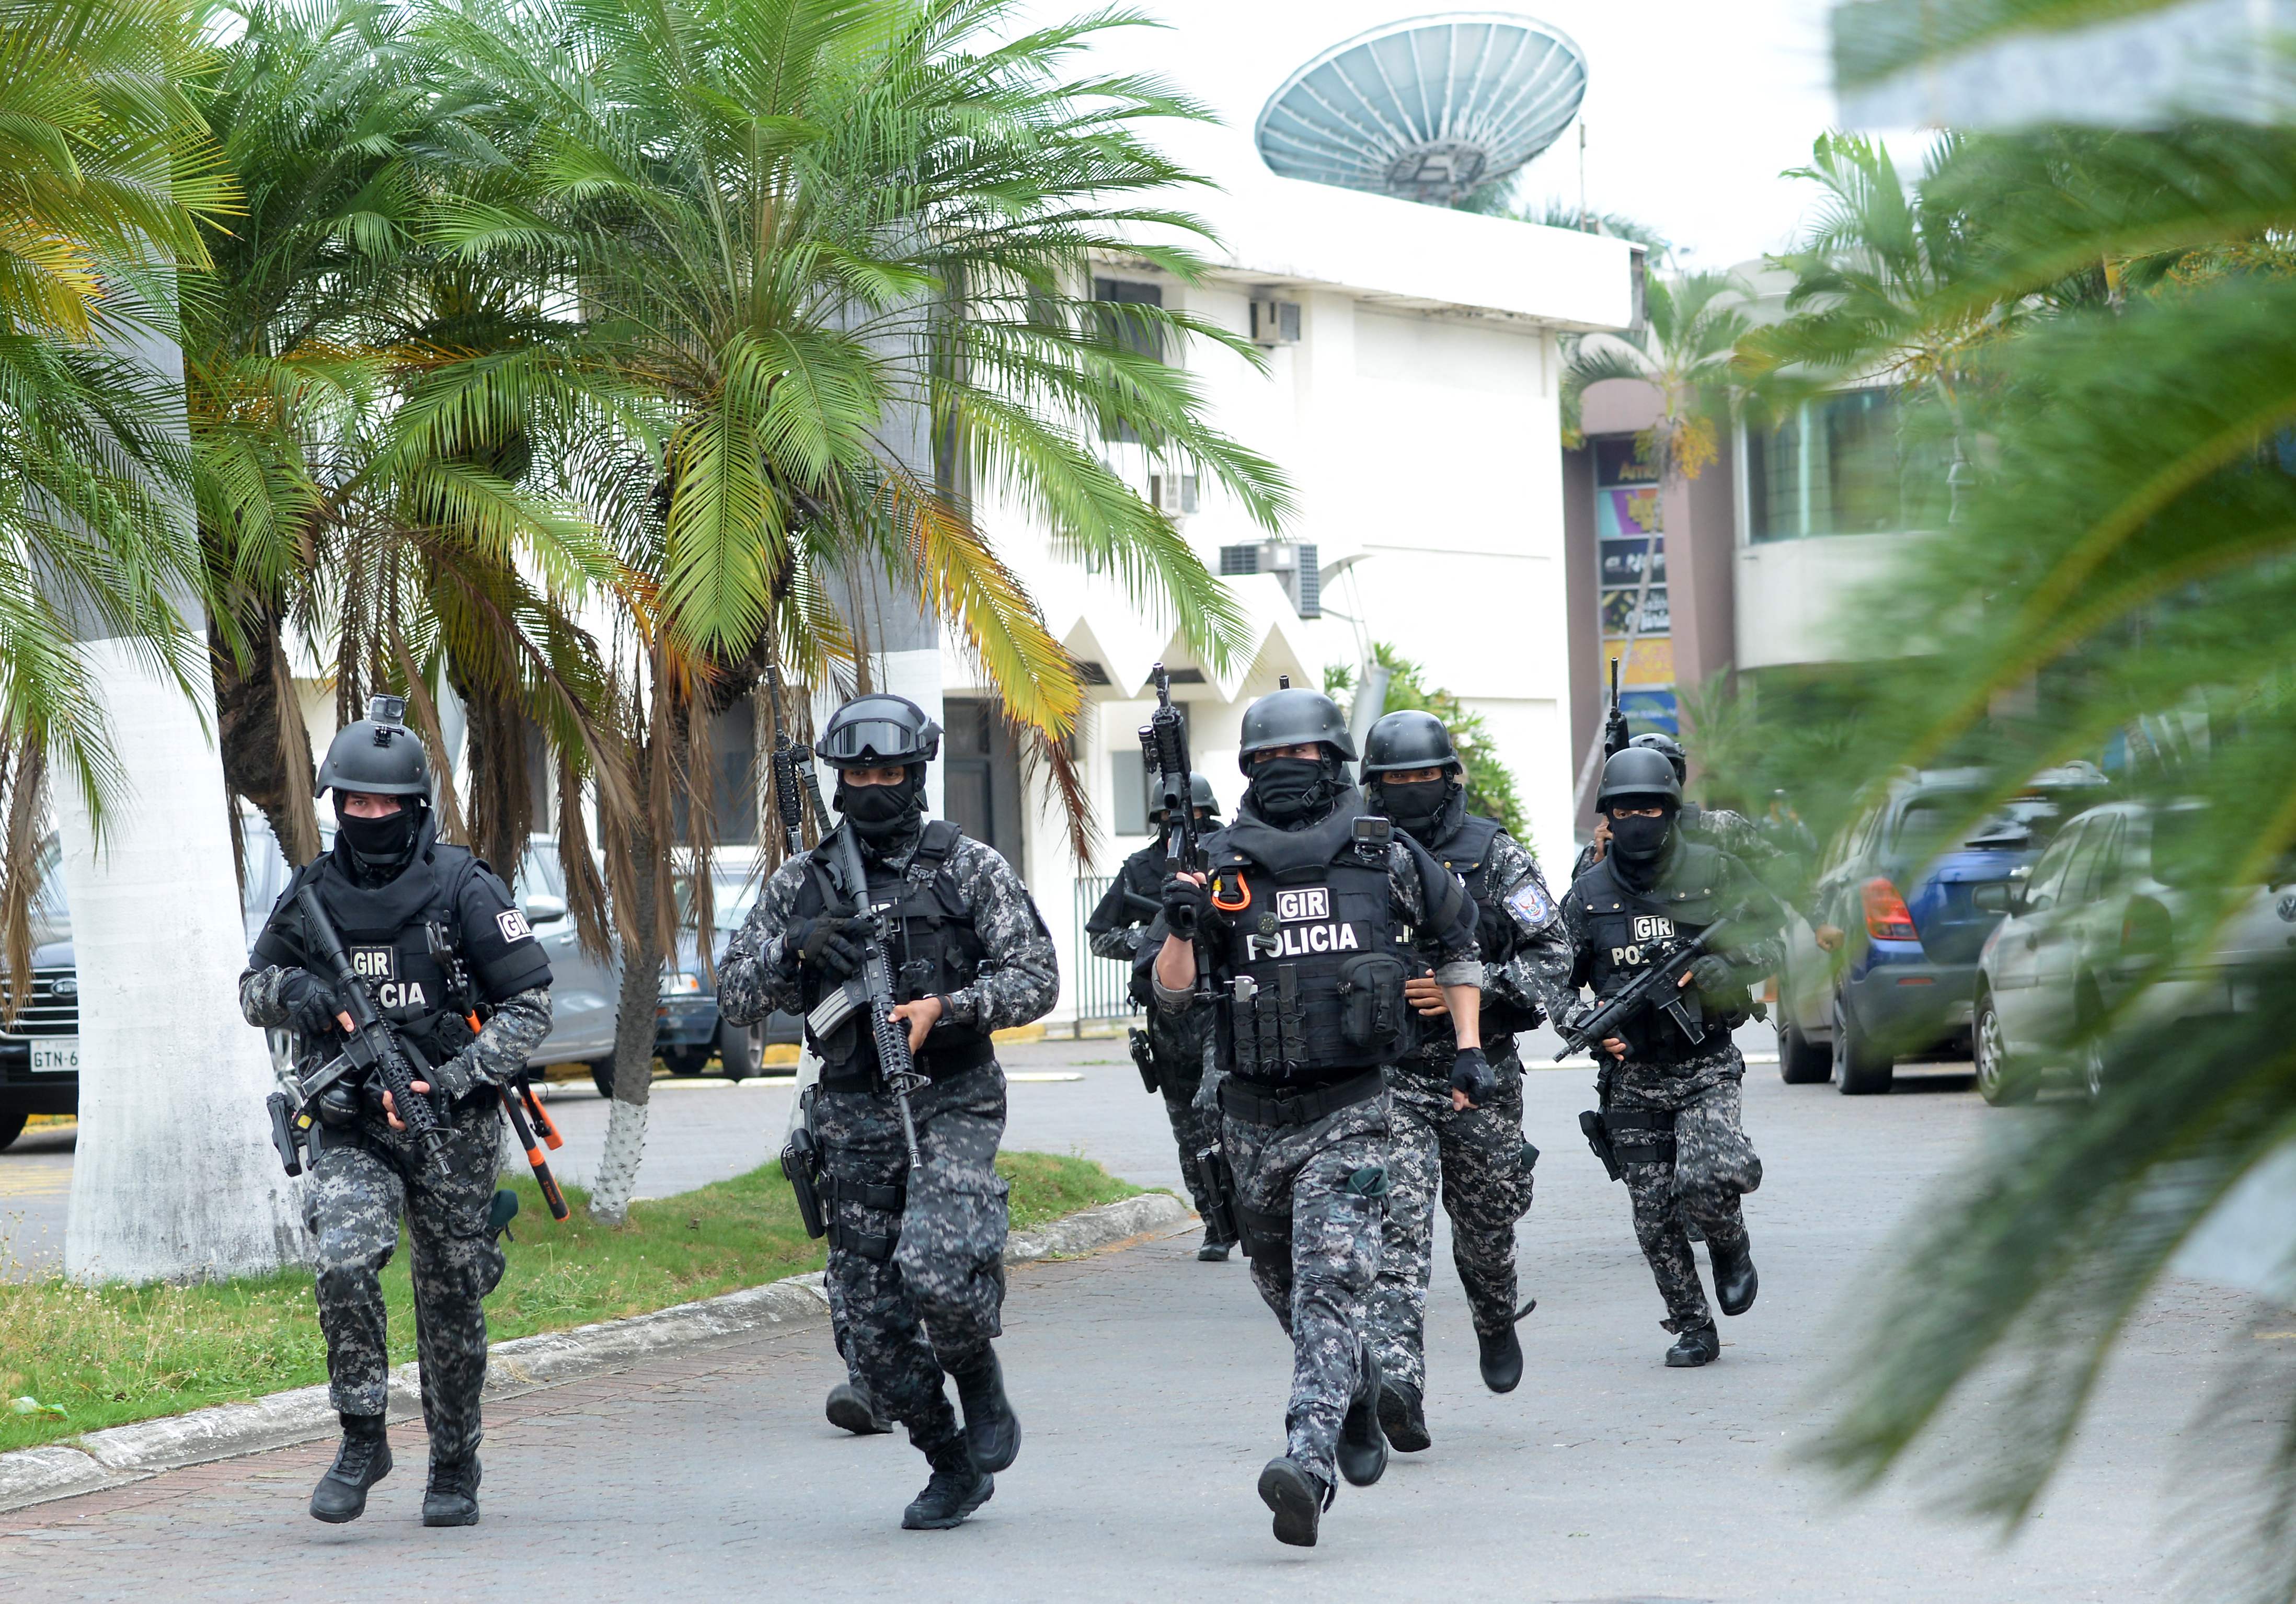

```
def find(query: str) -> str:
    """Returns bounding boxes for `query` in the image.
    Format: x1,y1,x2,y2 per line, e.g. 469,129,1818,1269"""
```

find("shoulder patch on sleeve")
497,909,534,944
1505,879,1556,933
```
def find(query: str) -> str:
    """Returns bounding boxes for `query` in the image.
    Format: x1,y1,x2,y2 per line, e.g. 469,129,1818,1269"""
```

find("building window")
1745,388,1948,542
1590,436,1675,733
1094,278,1163,443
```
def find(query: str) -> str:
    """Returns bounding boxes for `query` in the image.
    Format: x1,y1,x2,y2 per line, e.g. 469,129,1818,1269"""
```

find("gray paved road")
0,1035,2235,1600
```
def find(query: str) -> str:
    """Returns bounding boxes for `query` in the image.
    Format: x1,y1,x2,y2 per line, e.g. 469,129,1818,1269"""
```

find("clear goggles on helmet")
819,717,928,766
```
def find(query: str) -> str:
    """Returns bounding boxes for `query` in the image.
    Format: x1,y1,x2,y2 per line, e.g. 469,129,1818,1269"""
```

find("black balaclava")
835,766,925,848
335,798,426,884
1607,803,1676,886
1248,752,1344,828
1376,775,1457,844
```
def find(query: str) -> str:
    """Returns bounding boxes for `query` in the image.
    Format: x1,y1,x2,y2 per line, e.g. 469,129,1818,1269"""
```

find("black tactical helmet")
1360,709,1460,782
314,694,432,802
1236,685,1356,774
1629,730,1688,784
1151,772,1221,821
1598,746,1682,811
818,693,941,770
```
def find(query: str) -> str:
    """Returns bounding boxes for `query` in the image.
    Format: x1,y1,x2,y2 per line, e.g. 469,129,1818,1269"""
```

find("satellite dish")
1255,12,1589,205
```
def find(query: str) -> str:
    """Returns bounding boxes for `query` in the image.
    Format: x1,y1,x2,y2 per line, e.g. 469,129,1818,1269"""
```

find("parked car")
1775,764,2113,1095
655,871,800,1086
1,822,640,1148
1970,798,2288,1105
0,838,77,1150
1,827,291,1149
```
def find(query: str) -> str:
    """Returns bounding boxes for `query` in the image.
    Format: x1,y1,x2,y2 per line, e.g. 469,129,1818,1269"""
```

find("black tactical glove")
1688,954,1738,994
1476,902,1514,966
1450,1046,1496,1107
1161,874,1211,942
278,969,347,1038
785,914,864,981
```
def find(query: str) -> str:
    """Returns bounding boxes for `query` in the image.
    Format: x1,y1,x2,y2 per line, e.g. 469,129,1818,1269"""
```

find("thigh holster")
822,1171,907,1262
1606,1109,1678,1165
1233,1199,1293,1270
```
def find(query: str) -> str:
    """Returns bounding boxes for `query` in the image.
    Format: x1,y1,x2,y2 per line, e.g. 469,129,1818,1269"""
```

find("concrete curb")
0,1191,1190,1515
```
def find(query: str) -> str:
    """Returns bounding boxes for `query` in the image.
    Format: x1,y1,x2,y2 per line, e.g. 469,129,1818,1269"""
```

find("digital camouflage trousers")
1223,1086,1390,1490
1366,1048,1535,1395
1609,1065,1763,1333
812,1064,1009,1467
1157,1068,1231,1244
306,1102,506,1462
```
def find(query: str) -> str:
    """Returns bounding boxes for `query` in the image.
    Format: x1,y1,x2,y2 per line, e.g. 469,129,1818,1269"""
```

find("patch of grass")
0,1151,1137,1454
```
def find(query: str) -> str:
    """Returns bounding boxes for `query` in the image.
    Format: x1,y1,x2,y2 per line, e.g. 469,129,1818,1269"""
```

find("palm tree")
192,0,635,921
420,0,1295,1220
1562,269,1749,484
1723,21,2296,1595
1,0,315,1280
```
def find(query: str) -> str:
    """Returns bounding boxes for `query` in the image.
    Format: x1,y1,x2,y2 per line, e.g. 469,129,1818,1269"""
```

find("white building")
940,4,1639,1025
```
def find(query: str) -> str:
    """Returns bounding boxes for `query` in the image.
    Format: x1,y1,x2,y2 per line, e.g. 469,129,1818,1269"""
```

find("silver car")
238,820,623,1078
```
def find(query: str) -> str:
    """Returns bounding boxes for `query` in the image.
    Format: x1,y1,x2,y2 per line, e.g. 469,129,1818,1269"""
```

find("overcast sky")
1087,0,1852,272
1500,0,1847,267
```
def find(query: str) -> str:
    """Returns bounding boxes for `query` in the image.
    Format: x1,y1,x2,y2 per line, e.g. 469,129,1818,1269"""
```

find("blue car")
1775,765,2111,1094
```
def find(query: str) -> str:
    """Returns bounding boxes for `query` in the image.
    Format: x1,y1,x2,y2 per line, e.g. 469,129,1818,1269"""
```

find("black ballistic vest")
1575,841,1745,1064
1424,813,1541,1040
793,820,992,1081
1208,804,1417,1088
276,847,486,1071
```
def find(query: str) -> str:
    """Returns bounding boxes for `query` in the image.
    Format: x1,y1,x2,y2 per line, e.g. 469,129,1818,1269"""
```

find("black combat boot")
1665,1324,1721,1368
1197,1236,1233,1262
902,1442,994,1531
421,1454,481,1527
309,1413,391,1524
825,1379,893,1435
1709,1235,1759,1316
1336,1354,1388,1487
1257,1455,1330,1548
1478,1324,1524,1393
949,1347,1020,1472
1376,1378,1431,1453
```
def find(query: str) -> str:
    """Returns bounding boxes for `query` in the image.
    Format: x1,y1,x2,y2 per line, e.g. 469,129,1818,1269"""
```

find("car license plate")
30,1038,78,1074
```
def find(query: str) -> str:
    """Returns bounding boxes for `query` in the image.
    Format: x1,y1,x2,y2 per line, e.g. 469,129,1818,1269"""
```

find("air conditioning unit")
1250,297,1302,347
1147,472,1199,517
1216,540,1320,618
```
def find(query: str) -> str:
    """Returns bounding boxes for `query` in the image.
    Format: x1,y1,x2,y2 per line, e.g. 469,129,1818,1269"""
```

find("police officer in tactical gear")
1357,709,1573,1451
716,692,1058,1531
1573,731,1783,883
1557,747,1784,1367
240,696,554,1526
1152,683,1484,1547
1084,774,1236,1261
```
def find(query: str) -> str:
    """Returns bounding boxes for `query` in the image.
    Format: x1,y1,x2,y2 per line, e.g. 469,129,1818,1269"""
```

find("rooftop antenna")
1578,121,1590,231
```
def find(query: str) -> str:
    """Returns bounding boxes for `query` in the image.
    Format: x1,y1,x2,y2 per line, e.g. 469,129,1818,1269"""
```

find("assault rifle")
1552,912,1749,1063
1602,653,1631,760
1138,663,1209,993
763,662,929,1172
269,885,450,1174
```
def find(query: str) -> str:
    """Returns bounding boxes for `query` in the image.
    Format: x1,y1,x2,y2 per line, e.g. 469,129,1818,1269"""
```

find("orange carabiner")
1210,870,1252,914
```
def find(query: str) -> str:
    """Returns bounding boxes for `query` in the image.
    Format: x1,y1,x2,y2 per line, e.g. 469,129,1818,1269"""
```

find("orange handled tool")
518,1076,564,1150
500,1086,569,1221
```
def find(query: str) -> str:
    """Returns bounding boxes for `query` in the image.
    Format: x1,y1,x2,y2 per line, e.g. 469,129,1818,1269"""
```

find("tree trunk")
210,605,321,866
589,815,660,1225
59,322,304,1283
